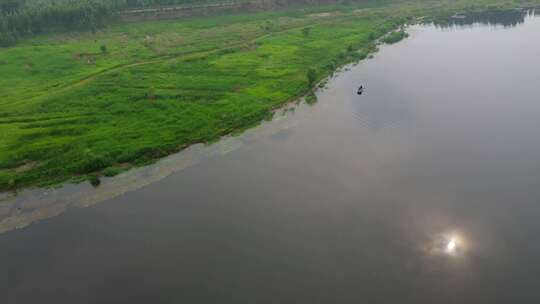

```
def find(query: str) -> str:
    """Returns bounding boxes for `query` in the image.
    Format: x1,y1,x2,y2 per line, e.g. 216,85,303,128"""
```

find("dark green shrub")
306,68,317,86
382,30,409,44
89,176,101,187
306,92,317,105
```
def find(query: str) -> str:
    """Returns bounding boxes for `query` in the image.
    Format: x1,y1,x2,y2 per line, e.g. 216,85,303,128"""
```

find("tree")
0,0,125,46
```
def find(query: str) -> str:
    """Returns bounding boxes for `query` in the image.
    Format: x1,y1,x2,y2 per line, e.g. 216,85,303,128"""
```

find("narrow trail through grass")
47,20,333,98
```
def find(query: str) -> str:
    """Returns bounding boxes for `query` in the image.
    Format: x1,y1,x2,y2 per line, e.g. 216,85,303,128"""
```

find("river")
2,9,540,304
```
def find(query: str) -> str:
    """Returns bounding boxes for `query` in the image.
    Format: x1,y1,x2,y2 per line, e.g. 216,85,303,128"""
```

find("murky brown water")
2,10,540,304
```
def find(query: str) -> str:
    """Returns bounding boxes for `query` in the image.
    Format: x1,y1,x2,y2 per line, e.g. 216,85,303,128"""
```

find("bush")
263,20,274,32
89,176,101,187
306,92,317,105
306,68,317,86
100,44,107,54
103,167,125,177
146,87,156,101
382,30,409,44
76,155,112,174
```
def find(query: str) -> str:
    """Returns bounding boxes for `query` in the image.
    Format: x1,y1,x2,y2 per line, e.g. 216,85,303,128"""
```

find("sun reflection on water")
446,238,457,253
425,230,468,258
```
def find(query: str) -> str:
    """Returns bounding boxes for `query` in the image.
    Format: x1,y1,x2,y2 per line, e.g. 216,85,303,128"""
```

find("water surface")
2,11,540,304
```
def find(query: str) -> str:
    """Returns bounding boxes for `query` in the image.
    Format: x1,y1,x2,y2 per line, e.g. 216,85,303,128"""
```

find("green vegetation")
0,0,383,46
89,175,101,187
305,91,317,105
0,0,123,46
302,27,311,37
306,68,317,86
1,0,540,191
382,29,408,44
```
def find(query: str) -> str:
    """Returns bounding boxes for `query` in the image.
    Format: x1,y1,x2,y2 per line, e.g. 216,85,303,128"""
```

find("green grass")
1,0,539,191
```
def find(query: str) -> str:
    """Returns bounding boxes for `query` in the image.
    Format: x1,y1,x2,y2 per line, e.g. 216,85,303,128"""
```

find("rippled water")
2,10,540,304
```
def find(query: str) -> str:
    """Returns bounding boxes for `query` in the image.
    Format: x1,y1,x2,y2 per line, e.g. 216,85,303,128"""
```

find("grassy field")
0,0,538,191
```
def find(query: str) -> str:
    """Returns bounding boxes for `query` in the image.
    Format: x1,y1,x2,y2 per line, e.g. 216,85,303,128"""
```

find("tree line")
0,0,361,46
0,0,261,46
0,0,129,46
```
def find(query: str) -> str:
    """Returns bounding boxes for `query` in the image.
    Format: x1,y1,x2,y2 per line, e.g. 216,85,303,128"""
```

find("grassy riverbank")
0,0,538,191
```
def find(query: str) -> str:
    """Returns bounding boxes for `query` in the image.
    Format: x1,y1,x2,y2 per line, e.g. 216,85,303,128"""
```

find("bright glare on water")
446,239,457,253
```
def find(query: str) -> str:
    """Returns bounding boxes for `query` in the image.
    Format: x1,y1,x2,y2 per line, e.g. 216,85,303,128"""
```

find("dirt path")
121,1,242,15
40,19,332,100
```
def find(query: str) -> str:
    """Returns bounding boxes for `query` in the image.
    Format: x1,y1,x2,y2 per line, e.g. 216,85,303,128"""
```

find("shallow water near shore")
2,10,540,303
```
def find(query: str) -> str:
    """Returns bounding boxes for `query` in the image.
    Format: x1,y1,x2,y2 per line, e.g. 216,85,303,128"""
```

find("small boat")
357,85,364,95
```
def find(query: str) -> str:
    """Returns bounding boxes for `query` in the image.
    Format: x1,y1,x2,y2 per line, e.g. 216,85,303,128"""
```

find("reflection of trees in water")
434,9,535,29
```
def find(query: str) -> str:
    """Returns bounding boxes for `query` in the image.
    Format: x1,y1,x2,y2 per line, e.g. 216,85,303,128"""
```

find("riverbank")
1,0,539,192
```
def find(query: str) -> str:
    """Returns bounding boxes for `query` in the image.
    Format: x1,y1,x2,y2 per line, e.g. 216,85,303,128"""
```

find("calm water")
3,11,540,304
